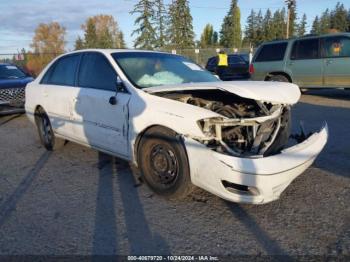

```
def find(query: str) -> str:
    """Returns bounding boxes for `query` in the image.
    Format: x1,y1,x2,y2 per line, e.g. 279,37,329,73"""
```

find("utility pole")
285,0,296,39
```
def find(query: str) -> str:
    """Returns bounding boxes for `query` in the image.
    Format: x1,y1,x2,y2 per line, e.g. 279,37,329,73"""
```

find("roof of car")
67,49,171,56
261,32,350,45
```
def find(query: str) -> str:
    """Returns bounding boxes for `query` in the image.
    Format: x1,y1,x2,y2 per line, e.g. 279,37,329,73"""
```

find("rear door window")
208,57,218,66
254,42,288,62
78,53,117,91
321,36,350,58
228,56,243,64
45,54,80,86
291,38,320,60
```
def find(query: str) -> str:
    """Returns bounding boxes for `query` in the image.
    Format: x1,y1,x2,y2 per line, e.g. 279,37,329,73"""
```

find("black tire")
137,127,194,199
268,74,290,82
35,109,65,151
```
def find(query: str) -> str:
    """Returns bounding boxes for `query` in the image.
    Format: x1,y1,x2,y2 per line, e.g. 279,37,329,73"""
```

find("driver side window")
78,53,118,91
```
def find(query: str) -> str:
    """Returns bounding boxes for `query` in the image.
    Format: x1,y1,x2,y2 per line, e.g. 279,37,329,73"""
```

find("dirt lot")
0,89,349,257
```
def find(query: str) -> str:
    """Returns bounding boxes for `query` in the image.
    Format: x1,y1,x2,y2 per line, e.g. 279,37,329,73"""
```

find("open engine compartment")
155,89,291,158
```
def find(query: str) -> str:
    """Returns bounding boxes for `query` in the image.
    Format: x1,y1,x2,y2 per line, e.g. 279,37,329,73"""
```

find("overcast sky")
0,0,346,53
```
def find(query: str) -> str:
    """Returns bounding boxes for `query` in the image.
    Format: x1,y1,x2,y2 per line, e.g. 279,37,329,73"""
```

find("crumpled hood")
144,81,301,105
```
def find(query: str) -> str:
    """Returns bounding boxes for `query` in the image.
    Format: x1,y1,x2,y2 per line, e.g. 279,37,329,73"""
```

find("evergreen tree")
263,9,274,41
200,24,214,48
320,9,331,34
311,16,321,34
297,14,307,36
255,10,264,44
84,19,98,48
220,0,242,48
288,1,297,37
118,31,126,48
331,2,348,32
244,10,257,46
74,36,84,50
212,31,219,46
98,28,114,48
272,9,286,40
280,8,287,38
78,15,124,49
167,0,195,49
154,0,167,48
131,0,157,49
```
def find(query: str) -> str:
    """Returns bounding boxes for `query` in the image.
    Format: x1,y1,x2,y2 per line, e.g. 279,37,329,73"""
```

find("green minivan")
250,33,350,89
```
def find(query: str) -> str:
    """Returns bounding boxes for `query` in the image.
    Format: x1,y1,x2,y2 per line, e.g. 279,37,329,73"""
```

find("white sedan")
25,49,328,204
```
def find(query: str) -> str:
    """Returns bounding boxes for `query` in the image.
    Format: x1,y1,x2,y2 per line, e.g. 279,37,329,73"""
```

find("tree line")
12,0,350,75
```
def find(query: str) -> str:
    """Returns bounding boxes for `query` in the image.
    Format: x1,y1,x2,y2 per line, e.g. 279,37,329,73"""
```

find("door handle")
289,61,294,66
326,60,333,65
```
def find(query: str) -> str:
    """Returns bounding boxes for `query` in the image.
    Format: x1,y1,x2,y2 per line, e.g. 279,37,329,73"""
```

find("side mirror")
116,76,126,92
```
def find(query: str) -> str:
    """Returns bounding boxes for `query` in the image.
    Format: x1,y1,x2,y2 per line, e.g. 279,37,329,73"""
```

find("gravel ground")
0,89,349,257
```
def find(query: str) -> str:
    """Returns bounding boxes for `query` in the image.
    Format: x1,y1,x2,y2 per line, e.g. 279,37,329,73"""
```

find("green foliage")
77,15,125,49
331,2,348,32
118,31,126,49
244,7,286,47
288,1,297,37
154,0,167,48
297,14,307,37
311,2,350,34
131,0,157,49
263,9,274,41
167,0,195,49
311,16,321,34
200,24,214,48
74,37,84,50
220,0,242,48
320,9,331,34
212,31,219,46
84,19,98,48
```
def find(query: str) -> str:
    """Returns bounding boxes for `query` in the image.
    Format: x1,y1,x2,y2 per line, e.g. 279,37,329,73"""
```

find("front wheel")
137,127,194,200
35,109,65,151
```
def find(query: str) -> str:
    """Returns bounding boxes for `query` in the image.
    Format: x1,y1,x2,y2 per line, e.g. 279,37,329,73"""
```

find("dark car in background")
205,54,250,80
0,63,34,115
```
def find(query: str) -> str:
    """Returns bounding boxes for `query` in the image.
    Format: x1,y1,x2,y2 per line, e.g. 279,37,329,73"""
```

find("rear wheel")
138,127,193,199
35,109,65,151
267,74,290,82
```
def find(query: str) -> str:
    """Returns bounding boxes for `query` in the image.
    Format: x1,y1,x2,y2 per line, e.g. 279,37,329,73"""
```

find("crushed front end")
155,88,328,204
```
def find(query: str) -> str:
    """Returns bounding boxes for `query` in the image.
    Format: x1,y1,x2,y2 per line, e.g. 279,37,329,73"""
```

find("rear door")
227,55,248,78
40,54,81,138
72,52,130,157
287,38,323,87
321,35,350,88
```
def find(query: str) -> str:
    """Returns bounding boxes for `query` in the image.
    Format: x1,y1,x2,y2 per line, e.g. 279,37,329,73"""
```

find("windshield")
0,65,26,79
112,52,220,89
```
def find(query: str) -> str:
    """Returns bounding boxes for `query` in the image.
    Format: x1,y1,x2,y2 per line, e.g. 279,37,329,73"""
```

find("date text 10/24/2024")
127,256,219,261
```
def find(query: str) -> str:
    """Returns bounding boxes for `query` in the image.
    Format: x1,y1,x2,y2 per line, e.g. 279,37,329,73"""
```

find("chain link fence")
0,48,254,78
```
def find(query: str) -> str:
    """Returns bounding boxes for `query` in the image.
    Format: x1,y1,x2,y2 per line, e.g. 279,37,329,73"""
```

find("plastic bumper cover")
184,123,328,204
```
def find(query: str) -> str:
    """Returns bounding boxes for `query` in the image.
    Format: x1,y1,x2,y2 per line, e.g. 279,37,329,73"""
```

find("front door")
288,38,323,87
322,35,350,88
72,52,130,157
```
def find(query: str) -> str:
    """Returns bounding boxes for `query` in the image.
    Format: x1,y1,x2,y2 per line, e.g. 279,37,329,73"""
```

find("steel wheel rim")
41,116,52,144
149,144,179,185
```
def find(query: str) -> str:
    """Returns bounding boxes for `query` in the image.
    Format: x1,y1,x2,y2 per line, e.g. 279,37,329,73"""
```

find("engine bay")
156,89,291,157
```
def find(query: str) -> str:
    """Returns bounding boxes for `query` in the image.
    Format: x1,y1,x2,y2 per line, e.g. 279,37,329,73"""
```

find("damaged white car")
25,50,328,204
